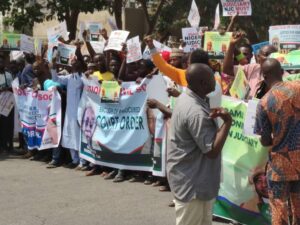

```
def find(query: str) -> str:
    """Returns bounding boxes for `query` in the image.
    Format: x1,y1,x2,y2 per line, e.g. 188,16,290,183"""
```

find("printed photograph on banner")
270,50,300,70
20,34,35,53
269,24,300,53
126,36,142,64
104,30,130,52
56,43,77,66
221,0,252,16
181,27,201,53
0,33,21,50
204,31,232,58
100,81,121,104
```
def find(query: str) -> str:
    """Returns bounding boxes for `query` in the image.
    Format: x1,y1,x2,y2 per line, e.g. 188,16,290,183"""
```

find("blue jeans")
52,147,61,164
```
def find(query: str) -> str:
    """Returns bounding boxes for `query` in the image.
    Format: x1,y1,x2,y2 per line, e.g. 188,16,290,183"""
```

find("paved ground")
0,153,228,225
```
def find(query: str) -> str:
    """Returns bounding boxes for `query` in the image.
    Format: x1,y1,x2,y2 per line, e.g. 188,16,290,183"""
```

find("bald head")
261,58,283,82
186,63,215,97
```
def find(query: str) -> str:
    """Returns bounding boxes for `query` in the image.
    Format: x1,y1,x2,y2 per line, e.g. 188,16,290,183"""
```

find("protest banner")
0,91,14,117
12,79,62,150
143,40,172,60
229,66,249,100
188,0,200,27
100,81,121,104
79,21,102,41
221,0,252,16
251,41,269,55
90,41,105,54
270,50,300,70
204,32,232,58
78,78,165,174
269,25,300,53
181,27,201,53
56,43,77,66
0,33,21,50
47,21,68,42
104,30,130,52
214,96,270,225
20,34,35,53
126,36,142,63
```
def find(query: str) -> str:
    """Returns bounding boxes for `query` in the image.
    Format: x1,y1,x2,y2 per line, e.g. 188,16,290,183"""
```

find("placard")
204,31,232,58
0,91,14,117
104,30,130,52
221,0,252,16
56,43,77,66
79,22,102,41
181,27,201,52
0,33,21,50
20,34,35,53
143,40,172,60
229,66,250,100
126,36,142,63
47,21,68,42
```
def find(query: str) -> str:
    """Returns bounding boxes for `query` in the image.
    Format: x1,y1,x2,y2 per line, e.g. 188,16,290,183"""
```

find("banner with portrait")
78,78,167,175
12,79,62,150
213,96,270,225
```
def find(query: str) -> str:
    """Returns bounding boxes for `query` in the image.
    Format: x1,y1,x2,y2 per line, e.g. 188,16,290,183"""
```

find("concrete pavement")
0,154,228,225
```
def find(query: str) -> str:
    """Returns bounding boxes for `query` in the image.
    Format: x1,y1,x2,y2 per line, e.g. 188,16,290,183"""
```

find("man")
254,58,300,225
168,63,232,225
223,32,278,98
18,53,36,87
0,56,14,153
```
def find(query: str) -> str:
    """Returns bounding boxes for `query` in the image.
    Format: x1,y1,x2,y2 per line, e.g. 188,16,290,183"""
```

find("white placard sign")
143,40,172,60
57,43,77,66
20,34,35,53
47,21,69,42
0,91,14,117
221,0,252,16
182,27,201,52
104,30,130,52
126,36,142,63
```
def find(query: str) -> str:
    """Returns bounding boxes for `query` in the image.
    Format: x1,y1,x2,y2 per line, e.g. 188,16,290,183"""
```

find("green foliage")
0,0,11,15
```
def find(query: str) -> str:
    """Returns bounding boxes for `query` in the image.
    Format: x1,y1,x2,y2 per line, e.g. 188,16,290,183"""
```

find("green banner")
213,96,270,225
0,33,21,50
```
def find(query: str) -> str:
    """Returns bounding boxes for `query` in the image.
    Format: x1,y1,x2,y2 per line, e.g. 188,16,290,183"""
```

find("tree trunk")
114,0,123,29
66,10,80,41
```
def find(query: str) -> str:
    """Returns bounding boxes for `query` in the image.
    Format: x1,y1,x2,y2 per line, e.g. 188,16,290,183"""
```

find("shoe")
104,170,117,180
22,151,33,159
168,200,175,207
86,167,101,176
113,170,125,183
159,185,170,192
152,180,162,187
65,162,78,169
80,166,90,171
47,160,59,169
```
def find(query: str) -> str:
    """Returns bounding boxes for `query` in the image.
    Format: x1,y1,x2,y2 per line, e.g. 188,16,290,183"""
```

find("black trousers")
0,108,14,151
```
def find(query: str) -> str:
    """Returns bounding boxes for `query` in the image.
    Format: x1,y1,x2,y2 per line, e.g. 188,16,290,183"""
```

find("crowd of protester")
1,15,300,225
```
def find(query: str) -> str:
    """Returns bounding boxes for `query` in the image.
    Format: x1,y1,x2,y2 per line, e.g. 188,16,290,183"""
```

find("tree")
0,0,11,15
46,0,109,40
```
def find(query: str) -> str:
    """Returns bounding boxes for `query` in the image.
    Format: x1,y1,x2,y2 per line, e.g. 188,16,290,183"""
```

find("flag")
188,0,200,27
214,3,220,30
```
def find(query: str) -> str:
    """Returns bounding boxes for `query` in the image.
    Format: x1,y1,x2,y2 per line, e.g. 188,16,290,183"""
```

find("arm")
254,103,273,146
50,69,70,86
226,14,238,32
187,108,232,159
147,99,172,118
82,30,96,58
223,32,244,76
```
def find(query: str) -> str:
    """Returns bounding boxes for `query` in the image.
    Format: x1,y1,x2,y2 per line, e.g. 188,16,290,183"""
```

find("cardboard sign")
47,21,68,42
100,81,121,104
182,27,201,52
188,0,200,27
221,0,252,16
204,31,232,58
269,25,300,53
20,34,35,53
0,33,21,50
56,43,77,66
126,36,142,63
104,30,130,52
